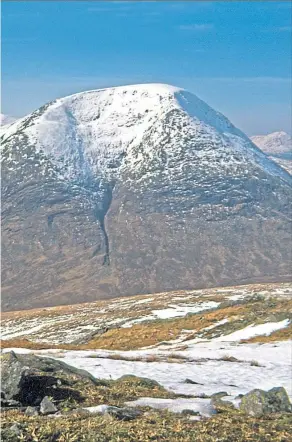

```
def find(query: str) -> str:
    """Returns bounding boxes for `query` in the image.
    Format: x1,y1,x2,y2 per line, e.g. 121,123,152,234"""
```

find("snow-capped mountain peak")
0,113,17,127
1,83,290,187
251,131,291,155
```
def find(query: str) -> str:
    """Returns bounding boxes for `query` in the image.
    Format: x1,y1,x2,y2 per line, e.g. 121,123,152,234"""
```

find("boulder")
184,379,204,385
1,352,26,400
211,391,228,399
211,392,234,413
1,351,107,407
25,406,39,416
9,424,21,435
240,387,292,417
40,396,58,415
1,423,23,441
211,397,235,413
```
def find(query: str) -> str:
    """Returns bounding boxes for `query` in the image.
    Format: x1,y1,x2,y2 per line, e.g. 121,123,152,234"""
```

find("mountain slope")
1,84,291,311
251,132,292,174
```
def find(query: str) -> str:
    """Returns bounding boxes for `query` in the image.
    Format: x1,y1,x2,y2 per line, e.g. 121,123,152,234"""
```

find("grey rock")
240,387,292,417
1,398,22,409
211,395,235,412
196,393,209,399
25,406,39,416
40,396,58,415
106,406,142,421
184,378,204,385
1,351,105,401
1,352,105,410
9,423,21,436
1,352,26,400
181,409,200,416
1,424,23,442
211,391,229,399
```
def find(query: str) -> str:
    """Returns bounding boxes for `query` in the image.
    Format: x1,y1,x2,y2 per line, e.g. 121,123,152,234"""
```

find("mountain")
1,84,291,311
251,132,291,155
251,132,292,174
0,113,17,127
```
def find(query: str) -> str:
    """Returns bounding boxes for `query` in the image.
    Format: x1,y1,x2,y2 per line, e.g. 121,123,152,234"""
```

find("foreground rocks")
1,351,292,431
1,352,169,423
1,351,292,441
40,396,58,415
1,351,107,408
240,387,292,417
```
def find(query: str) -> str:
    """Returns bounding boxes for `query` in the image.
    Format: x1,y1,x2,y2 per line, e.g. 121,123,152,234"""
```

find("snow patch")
152,302,220,319
214,319,290,342
125,397,215,417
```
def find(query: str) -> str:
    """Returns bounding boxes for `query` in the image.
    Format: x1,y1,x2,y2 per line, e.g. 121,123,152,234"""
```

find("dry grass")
1,295,291,352
77,298,292,350
1,407,292,441
89,353,163,363
0,338,60,350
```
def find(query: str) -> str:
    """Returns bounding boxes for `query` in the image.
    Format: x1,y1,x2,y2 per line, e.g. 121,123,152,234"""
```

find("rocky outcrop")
0,351,152,432
240,387,292,417
0,351,106,408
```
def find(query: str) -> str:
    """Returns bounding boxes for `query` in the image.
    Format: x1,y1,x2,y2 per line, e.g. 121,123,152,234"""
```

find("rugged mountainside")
1,84,292,311
251,132,292,174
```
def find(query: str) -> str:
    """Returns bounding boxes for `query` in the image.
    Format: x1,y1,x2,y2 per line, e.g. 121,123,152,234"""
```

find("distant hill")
0,113,17,126
251,131,291,174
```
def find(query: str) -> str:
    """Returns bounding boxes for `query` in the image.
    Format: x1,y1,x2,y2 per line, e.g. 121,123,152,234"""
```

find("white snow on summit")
1,83,290,184
251,131,292,174
0,113,17,126
251,131,291,155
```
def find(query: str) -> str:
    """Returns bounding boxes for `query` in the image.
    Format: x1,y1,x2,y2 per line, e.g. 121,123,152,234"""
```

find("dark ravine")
97,183,115,266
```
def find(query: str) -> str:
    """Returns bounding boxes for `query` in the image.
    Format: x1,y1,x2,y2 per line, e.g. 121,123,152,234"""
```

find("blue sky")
2,1,291,135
